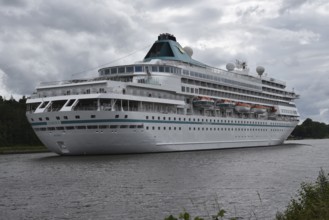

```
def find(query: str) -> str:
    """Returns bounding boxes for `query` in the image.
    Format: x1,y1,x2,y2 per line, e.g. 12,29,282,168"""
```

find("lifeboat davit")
216,99,235,109
193,97,214,108
251,105,267,114
235,103,251,113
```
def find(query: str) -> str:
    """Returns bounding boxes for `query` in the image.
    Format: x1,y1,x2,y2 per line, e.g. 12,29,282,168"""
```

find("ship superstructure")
26,33,299,155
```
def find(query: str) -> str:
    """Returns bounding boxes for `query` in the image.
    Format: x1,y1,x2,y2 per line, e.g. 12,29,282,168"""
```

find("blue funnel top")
144,33,206,67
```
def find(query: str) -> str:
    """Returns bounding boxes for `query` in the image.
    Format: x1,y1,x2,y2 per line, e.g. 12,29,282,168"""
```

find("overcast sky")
0,0,328,123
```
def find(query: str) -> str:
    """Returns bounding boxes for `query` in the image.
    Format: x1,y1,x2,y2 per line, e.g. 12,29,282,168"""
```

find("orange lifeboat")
251,105,267,114
216,99,235,109
235,102,251,113
193,96,214,108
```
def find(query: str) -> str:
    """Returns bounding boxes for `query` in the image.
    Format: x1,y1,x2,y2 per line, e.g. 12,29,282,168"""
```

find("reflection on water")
0,139,329,220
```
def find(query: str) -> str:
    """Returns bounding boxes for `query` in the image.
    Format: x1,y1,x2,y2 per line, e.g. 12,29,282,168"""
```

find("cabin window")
111,68,117,74
152,66,158,72
126,66,134,73
118,67,125,73
76,126,86,129
39,101,49,109
91,115,96,118
135,66,143,72
99,125,109,129
66,99,75,107
75,115,80,119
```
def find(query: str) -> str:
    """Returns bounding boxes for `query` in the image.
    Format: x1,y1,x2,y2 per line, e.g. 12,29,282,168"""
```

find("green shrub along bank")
164,169,329,220
276,169,329,220
0,96,42,148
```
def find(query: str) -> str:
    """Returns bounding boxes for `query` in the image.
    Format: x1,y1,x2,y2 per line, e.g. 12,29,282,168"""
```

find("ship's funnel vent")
158,33,176,41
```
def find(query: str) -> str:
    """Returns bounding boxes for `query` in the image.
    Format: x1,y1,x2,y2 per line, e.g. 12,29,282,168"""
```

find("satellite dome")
226,63,235,71
183,46,193,57
256,66,265,76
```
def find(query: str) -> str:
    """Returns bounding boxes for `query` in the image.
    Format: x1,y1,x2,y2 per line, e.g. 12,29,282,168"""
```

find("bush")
276,169,329,220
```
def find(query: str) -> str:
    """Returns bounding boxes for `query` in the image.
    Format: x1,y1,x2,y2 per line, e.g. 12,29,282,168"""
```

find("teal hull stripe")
31,122,47,126
32,119,295,128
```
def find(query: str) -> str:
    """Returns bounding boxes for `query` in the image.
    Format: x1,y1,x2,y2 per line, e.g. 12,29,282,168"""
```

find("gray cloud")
0,0,328,123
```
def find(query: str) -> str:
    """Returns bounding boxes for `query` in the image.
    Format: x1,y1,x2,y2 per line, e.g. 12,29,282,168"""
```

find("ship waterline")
26,33,299,155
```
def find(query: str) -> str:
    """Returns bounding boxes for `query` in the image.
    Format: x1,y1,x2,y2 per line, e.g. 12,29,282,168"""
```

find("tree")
291,118,329,139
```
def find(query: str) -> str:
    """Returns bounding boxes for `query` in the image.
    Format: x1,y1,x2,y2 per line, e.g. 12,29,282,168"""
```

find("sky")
0,0,328,123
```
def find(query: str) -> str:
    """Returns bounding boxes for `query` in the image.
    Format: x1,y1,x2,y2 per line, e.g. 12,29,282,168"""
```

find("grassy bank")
0,145,48,154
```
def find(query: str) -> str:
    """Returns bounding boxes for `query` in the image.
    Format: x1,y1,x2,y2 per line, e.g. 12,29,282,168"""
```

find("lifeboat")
235,103,251,113
216,99,235,109
193,97,214,108
251,105,267,114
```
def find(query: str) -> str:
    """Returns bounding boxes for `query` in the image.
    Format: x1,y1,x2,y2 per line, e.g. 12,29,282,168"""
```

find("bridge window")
111,68,117,74
135,66,143,72
126,66,134,73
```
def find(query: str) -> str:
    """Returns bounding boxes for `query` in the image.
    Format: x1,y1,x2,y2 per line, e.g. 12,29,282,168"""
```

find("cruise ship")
26,33,300,155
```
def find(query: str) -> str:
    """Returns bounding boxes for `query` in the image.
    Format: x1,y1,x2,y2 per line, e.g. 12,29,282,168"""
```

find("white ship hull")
28,111,297,155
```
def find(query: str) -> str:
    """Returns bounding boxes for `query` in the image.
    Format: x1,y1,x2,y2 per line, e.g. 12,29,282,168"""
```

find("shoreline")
0,146,49,154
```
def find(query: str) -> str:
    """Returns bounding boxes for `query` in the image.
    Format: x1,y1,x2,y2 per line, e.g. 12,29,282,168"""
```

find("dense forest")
291,118,329,139
0,96,41,147
0,96,328,148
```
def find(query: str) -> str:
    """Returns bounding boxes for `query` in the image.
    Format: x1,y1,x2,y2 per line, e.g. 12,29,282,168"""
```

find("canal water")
1,139,329,219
